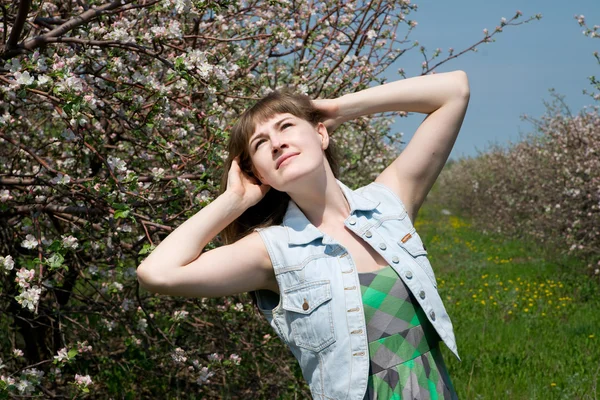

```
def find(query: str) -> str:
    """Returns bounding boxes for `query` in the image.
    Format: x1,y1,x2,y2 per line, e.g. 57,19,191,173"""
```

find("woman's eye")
255,139,266,149
282,123,292,130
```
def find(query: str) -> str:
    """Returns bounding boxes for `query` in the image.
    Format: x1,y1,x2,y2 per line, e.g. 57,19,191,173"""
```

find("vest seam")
276,252,331,275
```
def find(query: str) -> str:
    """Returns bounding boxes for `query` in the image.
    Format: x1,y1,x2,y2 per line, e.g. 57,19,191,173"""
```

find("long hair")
219,90,340,245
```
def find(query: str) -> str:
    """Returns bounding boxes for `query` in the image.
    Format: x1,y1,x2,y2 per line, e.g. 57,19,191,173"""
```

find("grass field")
415,204,600,400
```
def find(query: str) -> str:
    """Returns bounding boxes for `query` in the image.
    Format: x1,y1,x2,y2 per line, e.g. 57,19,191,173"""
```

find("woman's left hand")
312,98,345,133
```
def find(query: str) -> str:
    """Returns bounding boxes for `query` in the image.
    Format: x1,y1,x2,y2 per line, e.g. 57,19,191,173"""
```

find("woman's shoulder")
349,180,409,212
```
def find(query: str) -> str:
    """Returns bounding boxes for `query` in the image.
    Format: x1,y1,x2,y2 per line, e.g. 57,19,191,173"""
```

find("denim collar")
283,179,380,246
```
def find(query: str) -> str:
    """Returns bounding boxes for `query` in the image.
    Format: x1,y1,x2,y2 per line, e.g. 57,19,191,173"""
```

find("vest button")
379,243,387,250
391,256,399,263
348,218,356,225
430,310,436,321
302,298,309,311
365,231,372,238
405,271,413,279
419,290,426,299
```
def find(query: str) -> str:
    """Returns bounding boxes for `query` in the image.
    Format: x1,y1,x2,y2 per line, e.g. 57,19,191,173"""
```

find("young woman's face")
248,112,328,191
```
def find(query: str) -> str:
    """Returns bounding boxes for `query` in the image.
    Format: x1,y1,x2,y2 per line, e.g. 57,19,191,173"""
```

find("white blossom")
137,318,148,331
0,189,12,202
229,354,241,365
196,366,214,385
50,173,71,185
15,379,35,394
16,286,43,312
173,310,189,321
54,348,69,363
21,234,38,249
23,368,44,380
1,255,14,273
171,348,187,363
108,156,127,172
75,374,93,387
61,235,79,250
4,58,21,72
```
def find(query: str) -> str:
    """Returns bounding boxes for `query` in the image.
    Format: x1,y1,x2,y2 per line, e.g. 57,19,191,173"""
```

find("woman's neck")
287,167,350,230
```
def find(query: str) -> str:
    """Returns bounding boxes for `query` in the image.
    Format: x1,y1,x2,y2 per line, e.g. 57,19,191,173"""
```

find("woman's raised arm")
314,70,470,222
136,158,275,298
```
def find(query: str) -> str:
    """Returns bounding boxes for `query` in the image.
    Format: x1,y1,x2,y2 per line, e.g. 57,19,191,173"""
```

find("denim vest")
253,179,459,400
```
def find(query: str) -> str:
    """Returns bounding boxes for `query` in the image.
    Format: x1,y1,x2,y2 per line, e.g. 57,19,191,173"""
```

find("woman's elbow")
452,70,470,99
136,263,168,293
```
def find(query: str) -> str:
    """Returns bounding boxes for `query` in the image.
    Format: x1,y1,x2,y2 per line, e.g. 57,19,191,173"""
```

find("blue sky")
383,1,600,160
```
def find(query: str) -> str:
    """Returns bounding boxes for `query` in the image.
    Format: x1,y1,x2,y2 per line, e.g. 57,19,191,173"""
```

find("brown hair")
219,89,340,245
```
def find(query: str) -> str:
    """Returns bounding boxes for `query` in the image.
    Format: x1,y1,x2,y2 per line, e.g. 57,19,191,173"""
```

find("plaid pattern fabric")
358,266,458,400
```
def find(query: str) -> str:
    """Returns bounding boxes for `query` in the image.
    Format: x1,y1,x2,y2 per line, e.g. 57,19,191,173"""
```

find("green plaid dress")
358,265,458,400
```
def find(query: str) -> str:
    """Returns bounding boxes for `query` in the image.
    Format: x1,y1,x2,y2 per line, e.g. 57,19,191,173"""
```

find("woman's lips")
276,153,299,169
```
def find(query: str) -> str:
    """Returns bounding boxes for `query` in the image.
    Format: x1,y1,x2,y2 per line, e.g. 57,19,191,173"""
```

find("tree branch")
5,0,32,50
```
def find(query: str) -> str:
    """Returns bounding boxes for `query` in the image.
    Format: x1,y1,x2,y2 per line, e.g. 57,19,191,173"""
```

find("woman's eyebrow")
249,116,291,144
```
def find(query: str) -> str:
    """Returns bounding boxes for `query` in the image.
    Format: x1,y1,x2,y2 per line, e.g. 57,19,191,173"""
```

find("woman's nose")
270,137,287,154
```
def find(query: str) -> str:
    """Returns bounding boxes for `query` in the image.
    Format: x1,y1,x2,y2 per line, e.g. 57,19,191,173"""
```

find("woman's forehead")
250,113,297,138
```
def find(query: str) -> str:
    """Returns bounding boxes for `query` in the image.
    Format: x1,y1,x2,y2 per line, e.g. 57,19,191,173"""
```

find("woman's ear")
251,165,268,185
317,122,329,150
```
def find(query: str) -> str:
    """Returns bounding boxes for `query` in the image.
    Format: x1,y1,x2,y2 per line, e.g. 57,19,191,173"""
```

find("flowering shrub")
434,98,600,267
0,1,535,397
575,14,600,101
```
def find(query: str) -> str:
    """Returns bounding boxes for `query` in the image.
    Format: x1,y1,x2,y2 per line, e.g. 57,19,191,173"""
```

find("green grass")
416,203,600,400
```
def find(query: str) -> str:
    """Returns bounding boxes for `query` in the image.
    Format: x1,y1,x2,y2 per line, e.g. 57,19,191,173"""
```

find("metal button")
302,299,309,311
405,271,413,279
430,311,436,321
391,256,399,264
419,290,426,299
379,243,387,250
365,231,372,238
348,218,356,225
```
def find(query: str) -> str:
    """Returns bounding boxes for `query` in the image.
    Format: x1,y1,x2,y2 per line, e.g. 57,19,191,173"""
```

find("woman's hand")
312,98,345,133
225,157,271,209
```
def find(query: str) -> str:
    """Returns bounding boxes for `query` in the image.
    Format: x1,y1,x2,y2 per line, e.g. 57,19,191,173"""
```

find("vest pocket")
282,280,336,352
398,230,438,288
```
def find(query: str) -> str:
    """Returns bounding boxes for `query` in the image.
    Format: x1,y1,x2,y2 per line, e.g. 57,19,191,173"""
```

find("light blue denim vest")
253,179,459,400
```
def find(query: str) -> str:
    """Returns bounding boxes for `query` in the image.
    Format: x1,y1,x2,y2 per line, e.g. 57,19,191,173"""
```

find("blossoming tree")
0,0,536,397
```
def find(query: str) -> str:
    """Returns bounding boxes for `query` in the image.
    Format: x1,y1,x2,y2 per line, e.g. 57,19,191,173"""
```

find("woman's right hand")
225,157,271,209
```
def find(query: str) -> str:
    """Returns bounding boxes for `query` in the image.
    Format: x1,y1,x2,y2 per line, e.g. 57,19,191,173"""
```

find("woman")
137,70,470,399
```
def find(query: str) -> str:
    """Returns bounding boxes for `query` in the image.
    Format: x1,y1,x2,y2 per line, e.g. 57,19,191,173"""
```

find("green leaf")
138,243,156,255
114,209,130,219
67,349,78,359
45,253,65,271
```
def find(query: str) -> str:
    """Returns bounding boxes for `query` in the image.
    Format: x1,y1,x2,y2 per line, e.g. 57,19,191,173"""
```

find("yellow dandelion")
551,383,557,387
590,335,595,339
480,300,486,305
524,308,529,312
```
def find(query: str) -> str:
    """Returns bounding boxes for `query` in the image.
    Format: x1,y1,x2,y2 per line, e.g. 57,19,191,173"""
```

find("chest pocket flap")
398,229,438,287
282,280,336,351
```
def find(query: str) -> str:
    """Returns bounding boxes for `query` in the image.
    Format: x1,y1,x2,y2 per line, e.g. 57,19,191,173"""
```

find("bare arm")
136,158,275,298
315,71,470,221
